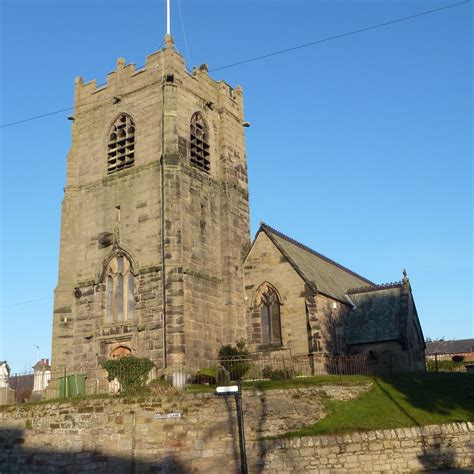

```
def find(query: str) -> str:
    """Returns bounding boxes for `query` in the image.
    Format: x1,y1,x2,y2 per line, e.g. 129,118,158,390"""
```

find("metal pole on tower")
167,0,171,35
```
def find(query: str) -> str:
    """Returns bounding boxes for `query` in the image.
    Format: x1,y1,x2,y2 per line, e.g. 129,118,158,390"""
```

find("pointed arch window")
107,114,135,174
190,112,210,172
105,255,135,323
258,286,282,346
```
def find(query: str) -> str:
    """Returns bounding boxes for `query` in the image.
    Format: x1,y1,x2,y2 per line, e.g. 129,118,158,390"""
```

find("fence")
2,354,379,405
426,352,472,373
4,352,466,406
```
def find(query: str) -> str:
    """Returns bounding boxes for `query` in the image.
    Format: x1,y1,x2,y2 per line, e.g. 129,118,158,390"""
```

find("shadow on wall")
0,427,189,473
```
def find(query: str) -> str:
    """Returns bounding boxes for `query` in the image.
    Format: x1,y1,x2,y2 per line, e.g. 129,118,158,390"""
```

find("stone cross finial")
402,268,409,285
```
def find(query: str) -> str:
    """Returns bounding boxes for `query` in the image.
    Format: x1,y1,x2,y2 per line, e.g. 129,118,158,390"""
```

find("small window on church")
258,286,282,346
105,254,135,323
190,112,210,172
108,114,135,174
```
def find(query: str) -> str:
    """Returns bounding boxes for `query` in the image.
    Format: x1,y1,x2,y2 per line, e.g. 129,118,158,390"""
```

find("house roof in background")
425,339,474,355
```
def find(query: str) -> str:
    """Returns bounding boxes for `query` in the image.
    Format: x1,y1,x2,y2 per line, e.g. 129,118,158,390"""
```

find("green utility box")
58,374,86,398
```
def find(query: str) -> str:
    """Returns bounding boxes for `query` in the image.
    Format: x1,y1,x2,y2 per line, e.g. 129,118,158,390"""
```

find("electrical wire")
0,0,469,129
1,297,53,310
209,0,470,72
177,0,191,67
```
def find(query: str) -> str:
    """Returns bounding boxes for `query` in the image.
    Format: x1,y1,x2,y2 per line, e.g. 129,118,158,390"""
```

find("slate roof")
259,223,374,302
425,339,474,355
346,284,404,345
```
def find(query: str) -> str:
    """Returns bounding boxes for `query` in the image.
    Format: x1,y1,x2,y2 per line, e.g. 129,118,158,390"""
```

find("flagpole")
167,0,171,35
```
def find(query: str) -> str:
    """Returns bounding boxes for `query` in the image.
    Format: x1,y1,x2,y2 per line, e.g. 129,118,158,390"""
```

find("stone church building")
51,36,425,375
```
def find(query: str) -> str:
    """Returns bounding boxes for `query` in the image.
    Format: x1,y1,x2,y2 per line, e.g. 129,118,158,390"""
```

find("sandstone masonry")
51,37,250,371
0,390,472,473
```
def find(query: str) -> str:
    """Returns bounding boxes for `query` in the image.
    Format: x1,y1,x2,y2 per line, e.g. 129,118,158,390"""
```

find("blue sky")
0,0,472,373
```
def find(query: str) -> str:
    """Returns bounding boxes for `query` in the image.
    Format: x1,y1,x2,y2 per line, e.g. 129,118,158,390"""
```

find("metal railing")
426,352,472,373
2,352,461,405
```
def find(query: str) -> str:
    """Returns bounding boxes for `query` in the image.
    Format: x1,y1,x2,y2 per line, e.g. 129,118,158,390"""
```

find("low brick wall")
0,388,472,473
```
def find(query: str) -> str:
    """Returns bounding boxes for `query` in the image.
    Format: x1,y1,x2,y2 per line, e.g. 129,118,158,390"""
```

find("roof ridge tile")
347,281,402,295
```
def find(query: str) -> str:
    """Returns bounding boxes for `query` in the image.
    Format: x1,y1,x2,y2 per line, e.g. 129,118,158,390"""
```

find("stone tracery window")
107,114,135,174
190,112,210,172
105,255,135,323
258,286,282,346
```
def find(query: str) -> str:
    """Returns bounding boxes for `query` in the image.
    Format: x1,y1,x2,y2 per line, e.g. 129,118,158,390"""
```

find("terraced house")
51,35,425,374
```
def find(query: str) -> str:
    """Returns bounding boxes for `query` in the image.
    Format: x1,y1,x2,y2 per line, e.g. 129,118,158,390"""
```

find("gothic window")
105,255,135,323
107,114,135,174
258,286,282,346
190,112,210,172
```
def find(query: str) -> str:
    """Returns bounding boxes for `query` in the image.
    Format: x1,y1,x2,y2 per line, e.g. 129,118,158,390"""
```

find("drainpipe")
160,77,168,369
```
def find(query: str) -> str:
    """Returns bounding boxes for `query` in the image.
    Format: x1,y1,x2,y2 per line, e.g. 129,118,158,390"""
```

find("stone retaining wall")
252,423,473,473
0,387,472,473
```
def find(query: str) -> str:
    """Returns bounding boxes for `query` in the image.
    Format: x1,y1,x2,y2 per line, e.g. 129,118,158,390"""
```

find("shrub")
426,358,465,372
218,339,251,381
262,365,294,381
452,355,464,363
101,356,155,394
148,378,180,396
192,367,218,385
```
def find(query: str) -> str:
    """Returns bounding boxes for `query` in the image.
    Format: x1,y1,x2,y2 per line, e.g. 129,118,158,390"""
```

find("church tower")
51,36,251,371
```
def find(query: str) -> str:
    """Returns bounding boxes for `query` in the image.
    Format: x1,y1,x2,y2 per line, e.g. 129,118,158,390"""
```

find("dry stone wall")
1,386,472,473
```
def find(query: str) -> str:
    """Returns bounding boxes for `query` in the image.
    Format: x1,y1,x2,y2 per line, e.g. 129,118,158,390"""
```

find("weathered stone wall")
244,232,351,357
52,40,250,371
1,389,472,473
255,423,474,473
244,231,310,355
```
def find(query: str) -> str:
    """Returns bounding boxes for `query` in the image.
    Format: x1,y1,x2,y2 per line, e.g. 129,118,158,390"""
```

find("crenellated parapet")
72,37,243,120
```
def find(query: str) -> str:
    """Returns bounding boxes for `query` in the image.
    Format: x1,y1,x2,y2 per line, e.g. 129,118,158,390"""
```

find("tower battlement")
73,41,243,120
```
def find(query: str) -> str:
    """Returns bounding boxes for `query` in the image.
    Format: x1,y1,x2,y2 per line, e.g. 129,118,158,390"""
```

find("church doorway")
111,345,131,359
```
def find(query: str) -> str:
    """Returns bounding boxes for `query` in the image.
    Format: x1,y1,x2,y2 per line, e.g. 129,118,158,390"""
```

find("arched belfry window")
107,114,135,174
190,112,210,172
105,254,135,323
258,285,282,346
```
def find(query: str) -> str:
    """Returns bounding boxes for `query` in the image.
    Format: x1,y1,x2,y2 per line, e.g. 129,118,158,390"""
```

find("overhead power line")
0,0,469,130
209,0,470,72
1,297,53,310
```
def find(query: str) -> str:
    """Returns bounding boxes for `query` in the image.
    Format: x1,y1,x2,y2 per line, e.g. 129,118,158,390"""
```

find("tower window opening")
108,114,135,174
190,112,210,172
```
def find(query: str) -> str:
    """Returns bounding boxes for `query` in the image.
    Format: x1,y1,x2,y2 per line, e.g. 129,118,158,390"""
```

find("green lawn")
281,372,474,437
184,374,372,393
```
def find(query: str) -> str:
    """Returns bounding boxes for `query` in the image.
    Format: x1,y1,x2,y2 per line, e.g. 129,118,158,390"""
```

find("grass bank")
281,372,474,437
184,374,372,393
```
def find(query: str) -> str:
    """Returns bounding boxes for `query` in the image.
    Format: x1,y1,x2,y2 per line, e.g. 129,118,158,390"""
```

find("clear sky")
0,0,472,373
